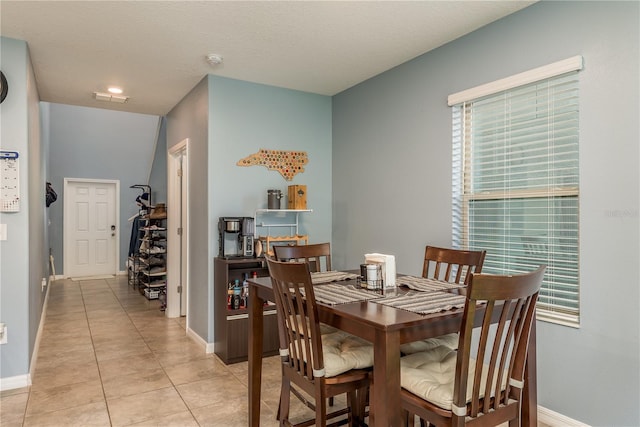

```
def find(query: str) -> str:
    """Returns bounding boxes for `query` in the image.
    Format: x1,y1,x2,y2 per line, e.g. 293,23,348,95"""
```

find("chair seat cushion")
399,333,459,355
321,331,374,378
290,315,338,336
319,323,339,335
400,346,507,411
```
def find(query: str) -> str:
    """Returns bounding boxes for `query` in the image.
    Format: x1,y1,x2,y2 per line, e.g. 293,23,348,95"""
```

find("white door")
64,179,119,278
167,139,189,319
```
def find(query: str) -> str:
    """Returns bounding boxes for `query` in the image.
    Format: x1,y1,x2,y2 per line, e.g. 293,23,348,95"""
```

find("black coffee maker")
218,217,254,258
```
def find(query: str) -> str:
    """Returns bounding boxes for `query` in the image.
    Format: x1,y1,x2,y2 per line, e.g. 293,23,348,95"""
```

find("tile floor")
1,276,547,427
0,276,326,427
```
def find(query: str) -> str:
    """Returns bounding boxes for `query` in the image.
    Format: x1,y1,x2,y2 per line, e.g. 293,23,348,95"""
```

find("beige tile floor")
1,276,547,427
0,276,325,427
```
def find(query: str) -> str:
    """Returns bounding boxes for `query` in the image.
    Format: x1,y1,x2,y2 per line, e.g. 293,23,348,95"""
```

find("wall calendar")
1,150,20,212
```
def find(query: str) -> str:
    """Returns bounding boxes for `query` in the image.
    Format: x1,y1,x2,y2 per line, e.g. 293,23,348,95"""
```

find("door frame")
63,178,120,278
167,138,189,321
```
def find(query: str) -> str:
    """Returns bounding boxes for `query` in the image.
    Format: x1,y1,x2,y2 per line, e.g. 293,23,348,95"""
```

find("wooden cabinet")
214,257,279,364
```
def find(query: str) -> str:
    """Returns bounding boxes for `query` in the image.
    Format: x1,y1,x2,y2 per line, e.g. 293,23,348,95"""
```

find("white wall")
332,2,639,425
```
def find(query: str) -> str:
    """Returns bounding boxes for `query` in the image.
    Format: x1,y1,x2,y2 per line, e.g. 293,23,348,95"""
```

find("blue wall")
0,37,46,384
332,2,639,425
166,75,332,342
209,76,332,241
149,116,167,205
47,104,160,272
166,77,210,339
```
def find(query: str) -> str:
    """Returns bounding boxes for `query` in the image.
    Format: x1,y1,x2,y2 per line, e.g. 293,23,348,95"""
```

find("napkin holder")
364,253,396,288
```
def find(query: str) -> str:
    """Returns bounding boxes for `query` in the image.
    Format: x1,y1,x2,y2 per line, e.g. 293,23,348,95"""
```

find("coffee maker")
218,217,254,258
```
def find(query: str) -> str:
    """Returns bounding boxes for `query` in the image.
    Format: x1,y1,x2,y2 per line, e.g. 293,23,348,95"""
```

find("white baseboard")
29,281,51,376
539,406,590,426
0,276,51,392
0,374,31,391
186,327,214,353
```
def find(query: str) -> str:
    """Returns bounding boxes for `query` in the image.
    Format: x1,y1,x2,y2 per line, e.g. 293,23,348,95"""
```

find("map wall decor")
237,148,308,181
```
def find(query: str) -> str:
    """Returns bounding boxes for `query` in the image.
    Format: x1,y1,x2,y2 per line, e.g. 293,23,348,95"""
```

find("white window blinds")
452,64,581,326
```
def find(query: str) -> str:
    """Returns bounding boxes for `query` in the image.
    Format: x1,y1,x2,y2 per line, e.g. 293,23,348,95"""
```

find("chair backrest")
273,242,332,273
266,257,325,380
422,246,486,285
453,266,545,421
521,235,548,261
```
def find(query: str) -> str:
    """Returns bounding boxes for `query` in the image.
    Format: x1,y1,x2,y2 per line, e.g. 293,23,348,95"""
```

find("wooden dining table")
247,275,538,427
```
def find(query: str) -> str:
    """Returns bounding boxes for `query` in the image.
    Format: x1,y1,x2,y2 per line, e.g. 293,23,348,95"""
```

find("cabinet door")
224,311,279,364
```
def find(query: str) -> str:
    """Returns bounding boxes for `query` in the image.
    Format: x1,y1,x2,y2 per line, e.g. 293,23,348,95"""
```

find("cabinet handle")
226,310,276,321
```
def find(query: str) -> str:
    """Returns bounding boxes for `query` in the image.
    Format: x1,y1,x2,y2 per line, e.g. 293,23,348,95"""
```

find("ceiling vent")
94,92,129,103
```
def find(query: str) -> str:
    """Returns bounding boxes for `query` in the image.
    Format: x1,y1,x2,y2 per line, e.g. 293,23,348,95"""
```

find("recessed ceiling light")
108,87,123,94
94,92,129,103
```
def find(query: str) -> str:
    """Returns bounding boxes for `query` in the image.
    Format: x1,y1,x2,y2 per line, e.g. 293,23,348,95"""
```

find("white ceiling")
1,1,536,116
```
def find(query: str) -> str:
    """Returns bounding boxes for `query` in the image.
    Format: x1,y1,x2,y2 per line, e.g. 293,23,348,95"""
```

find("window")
451,57,582,326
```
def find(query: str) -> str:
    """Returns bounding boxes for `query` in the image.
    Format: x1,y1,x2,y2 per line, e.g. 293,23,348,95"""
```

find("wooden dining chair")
266,258,373,427
400,266,545,427
401,246,487,355
422,246,486,285
273,242,332,272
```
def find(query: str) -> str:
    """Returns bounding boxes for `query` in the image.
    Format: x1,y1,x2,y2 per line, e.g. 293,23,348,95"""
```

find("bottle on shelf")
242,273,249,308
232,279,241,310
227,284,234,310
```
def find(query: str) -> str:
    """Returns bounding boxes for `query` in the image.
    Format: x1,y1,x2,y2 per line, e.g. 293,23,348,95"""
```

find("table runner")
374,290,466,315
303,283,383,305
310,271,361,284
396,275,464,292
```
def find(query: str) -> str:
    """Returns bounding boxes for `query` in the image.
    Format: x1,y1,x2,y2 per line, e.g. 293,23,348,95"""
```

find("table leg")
248,289,265,427
371,329,401,427
522,318,538,426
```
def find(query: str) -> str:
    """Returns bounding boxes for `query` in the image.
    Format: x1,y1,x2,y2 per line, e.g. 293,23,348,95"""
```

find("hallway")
0,276,291,426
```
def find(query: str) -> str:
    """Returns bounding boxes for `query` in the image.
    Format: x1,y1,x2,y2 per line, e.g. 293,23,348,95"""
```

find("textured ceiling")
0,1,536,116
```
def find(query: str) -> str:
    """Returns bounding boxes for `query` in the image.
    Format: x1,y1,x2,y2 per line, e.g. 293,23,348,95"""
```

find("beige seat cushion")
321,331,374,378
319,323,339,335
399,332,459,355
288,315,339,336
400,346,507,411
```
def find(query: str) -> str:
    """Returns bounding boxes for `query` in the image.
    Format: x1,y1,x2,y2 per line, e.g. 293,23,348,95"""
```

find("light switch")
0,224,6,241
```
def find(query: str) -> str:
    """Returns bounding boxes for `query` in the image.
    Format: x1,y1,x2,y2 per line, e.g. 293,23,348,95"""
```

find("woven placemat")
310,271,361,284
396,276,465,292
304,283,383,306
373,290,466,315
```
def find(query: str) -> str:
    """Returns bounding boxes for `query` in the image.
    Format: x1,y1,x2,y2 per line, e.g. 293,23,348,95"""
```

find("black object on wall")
45,182,57,207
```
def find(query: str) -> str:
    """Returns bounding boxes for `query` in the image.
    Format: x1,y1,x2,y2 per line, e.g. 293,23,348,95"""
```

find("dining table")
247,273,538,427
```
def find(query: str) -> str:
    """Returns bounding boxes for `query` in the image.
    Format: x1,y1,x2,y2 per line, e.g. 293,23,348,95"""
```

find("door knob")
111,225,116,230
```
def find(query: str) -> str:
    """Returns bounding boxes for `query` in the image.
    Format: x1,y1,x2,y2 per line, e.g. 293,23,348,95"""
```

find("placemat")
396,275,465,292
373,290,466,315
310,271,361,285
303,283,383,306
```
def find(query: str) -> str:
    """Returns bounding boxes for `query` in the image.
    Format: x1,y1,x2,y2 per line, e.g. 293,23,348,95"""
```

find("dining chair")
400,246,486,355
400,266,545,427
422,246,486,285
266,258,373,427
273,242,332,272
273,242,342,408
